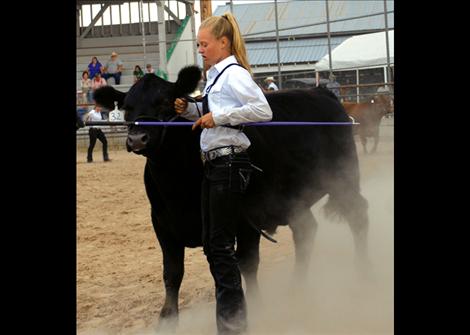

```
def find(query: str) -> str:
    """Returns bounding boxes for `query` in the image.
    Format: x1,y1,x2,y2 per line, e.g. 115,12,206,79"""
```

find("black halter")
132,114,179,149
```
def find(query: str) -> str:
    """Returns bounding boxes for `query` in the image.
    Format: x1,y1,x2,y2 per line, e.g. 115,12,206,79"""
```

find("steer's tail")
322,124,369,224
323,190,369,224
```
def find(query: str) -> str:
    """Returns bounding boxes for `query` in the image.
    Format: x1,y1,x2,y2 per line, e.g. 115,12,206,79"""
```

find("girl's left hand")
192,112,215,130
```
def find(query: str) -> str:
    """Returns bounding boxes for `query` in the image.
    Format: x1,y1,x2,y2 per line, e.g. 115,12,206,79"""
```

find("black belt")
201,146,245,163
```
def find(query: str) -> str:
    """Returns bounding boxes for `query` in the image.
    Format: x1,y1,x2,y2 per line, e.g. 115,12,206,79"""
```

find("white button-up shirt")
180,55,272,152
86,109,103,128
267,82,279,91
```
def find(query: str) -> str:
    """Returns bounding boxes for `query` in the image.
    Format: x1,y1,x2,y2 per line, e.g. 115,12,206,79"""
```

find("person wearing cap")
102,51,124,85
264,76,279,91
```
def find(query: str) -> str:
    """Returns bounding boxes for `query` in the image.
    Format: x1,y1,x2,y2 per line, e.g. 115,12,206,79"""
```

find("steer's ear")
93,86,126,110
174,65,202,97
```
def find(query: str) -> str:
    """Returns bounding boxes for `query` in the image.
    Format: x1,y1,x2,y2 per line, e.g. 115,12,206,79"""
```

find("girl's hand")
192,112,215,130
174,98,188,114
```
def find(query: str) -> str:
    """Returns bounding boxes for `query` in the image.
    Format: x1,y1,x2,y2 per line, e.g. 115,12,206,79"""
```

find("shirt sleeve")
179,101,203,121
211,69,273,126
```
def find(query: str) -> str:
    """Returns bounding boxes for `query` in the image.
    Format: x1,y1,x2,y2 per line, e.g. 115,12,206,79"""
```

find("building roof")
214,0,394,39
246,35,349,65
214,0,394,67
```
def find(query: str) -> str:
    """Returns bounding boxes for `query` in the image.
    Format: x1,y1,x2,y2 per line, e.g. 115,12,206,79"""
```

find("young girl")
175,12,272,335
80,71,92,103
133,65,144,82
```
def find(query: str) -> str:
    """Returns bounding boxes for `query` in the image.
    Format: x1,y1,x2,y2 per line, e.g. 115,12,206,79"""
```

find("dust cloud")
77,122,393,335
148,138,392,334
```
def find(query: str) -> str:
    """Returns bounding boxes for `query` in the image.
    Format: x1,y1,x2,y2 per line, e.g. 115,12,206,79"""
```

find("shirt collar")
214,55,238,73
207,55,238,79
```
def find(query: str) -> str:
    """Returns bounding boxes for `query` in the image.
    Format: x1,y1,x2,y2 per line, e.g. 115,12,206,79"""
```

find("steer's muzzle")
127,132,149,152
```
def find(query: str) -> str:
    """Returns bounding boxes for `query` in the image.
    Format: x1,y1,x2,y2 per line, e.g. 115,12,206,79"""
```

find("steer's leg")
152,211,185,332
236,223,261,299
289,207,318,279
344,194,371,274
371,131,380,154
360,134,368,154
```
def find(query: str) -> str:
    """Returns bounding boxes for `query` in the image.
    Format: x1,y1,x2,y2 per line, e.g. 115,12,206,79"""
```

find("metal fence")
76,0,394,145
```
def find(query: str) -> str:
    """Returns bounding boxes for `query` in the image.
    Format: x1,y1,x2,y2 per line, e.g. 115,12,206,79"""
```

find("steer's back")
243,87,360,231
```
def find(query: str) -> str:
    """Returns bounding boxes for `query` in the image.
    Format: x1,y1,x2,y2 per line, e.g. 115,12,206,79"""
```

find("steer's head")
373,93,394,116
93,66,202,156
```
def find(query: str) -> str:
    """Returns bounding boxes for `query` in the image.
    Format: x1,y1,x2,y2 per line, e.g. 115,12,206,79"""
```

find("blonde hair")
200,12,252,76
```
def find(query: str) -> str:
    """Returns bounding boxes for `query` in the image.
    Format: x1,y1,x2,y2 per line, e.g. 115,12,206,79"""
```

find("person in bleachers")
91,73,107,100
102,51,124,85
146,63,155,74
80,71,92,103
87,57,103,81
133,65,145,83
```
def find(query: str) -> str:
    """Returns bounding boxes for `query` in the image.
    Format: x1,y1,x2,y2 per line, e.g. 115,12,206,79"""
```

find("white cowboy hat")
264,76,275,82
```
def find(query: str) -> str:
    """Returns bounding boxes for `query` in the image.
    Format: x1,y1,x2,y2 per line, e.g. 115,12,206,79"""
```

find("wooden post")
200,0,212,21
200,0,213,76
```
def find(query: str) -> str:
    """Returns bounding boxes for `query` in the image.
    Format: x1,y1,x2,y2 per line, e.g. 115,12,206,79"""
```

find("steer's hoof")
156,310,178,333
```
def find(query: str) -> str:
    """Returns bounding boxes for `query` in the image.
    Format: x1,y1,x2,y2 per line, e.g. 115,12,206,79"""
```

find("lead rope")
183,95,203,117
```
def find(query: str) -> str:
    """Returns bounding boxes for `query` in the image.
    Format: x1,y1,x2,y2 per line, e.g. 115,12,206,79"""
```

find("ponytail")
200,12,252,76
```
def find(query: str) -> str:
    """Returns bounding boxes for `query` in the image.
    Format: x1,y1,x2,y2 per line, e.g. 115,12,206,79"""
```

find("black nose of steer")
127,133,149,151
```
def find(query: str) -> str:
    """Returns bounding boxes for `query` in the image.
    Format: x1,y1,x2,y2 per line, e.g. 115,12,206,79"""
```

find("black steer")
93,68,370,329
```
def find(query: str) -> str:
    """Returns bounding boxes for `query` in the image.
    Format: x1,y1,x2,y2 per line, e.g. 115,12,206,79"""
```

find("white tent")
314,30,394,71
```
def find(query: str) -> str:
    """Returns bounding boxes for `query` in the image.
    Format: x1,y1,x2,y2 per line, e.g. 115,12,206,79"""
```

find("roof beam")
163,4,181,25
80,4,110,38
155,0,181,25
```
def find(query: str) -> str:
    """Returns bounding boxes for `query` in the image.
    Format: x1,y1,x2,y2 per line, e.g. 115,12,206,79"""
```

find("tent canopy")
314,30,394,72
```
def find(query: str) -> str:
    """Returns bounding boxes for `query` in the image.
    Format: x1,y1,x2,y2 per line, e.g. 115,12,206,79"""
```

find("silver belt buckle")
209,150,221,160
202,146,243,163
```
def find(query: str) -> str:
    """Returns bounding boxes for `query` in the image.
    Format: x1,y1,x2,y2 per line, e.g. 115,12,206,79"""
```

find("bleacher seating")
77,20,180,90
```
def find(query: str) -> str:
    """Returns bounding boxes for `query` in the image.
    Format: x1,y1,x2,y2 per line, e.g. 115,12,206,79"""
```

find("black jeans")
87,128,109,162
102,72,121,85
202,152,253,335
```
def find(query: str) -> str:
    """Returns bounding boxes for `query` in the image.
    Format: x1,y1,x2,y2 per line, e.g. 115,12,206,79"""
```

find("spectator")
87,57,103,80
145,63,155,74
326,73,341,99
377,84,391,94
102,51,124,85
133,65,144,83
85,105,110,163
264,76,279,91
80,71,92,103
91,72,107,94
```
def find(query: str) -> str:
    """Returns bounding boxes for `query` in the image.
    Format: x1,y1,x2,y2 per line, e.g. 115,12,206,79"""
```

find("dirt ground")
77,124,394,335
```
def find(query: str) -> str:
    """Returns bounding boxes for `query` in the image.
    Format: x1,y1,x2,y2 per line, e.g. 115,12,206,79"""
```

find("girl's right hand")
174,98,188,114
